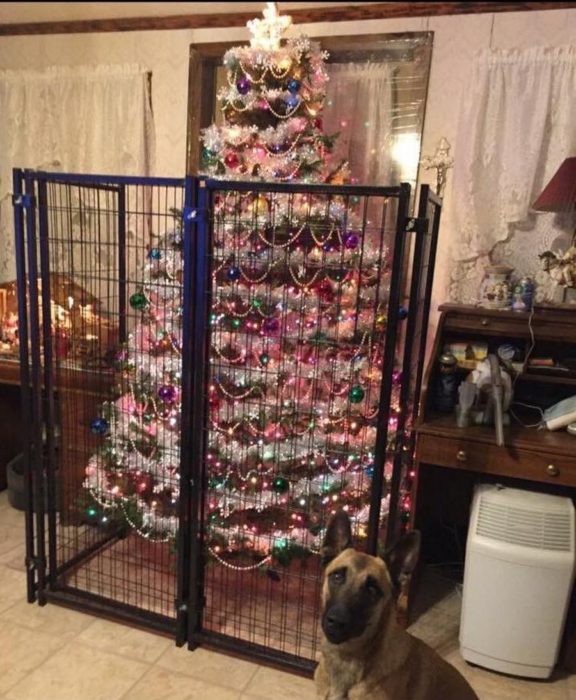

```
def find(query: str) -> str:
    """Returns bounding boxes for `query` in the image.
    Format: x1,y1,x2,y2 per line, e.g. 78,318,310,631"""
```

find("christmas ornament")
344,232,360,250
236,77,252,95
158,384,177,403
285,94,299,110
348,385,365,403
262,317,280,334
90,417,109,435
148,248,162,260
398,307,409,320
129,292,149,311
224,152,241,169
272,476,290,494
259,352,270,366
287,79,301,94
227,266,241,281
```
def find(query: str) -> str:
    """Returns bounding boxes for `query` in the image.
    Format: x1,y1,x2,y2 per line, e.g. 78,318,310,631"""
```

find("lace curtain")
323,62,395,186
0,64,156,283
450,46,576,302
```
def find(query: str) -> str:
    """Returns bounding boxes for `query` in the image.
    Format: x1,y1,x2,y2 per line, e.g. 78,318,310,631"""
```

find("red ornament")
312,118,323,130
224,151,241,169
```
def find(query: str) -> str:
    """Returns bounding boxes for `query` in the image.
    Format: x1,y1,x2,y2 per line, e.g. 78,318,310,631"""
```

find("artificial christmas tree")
82,4,401,571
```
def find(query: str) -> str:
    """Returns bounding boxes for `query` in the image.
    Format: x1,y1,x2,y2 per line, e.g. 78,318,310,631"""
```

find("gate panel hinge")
404,217,428,235
12,193,35,209
182,206,208,225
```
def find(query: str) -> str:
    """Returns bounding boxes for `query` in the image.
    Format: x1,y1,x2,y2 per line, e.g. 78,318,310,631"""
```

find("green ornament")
348,385,365,403
129,292,149,311
259,352,270,366
202,147,215,163
231,318,242,330
272,476,290,494
252,298,263,309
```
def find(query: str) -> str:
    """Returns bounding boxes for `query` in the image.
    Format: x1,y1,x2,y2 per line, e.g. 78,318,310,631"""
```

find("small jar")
479,265,514,309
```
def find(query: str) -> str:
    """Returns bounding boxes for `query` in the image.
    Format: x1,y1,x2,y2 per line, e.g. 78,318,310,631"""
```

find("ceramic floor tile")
156,646,259,691
4,642,148,700
0,620,65,695
0,543,26,571
77,617,172,664
0,566,26,615
121,666,242,700
243,666,317,700
0,598,95,640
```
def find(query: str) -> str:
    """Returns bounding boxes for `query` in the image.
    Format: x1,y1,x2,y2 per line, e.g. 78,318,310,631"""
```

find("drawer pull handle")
457,450,467,462
546,464,559,477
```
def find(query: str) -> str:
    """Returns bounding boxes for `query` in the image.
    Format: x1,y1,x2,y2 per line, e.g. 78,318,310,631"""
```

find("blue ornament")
287,79,301,94
90,417,108,435
148,248,162,260
365,464,375,478
398,307,409,320
285,94,300,110
227,266,241,281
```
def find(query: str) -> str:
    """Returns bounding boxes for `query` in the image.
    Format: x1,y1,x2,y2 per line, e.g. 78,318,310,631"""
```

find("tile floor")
1,490,575,699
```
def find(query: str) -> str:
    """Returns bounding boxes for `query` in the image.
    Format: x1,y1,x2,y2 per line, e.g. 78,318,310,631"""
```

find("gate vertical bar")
366,182,411,555
176,175,197,646
13,169,36,603
23,171,48,603
411,185,441,426
36,175,59,586
385,184,442,548
187,178,212,649
118,185,127,345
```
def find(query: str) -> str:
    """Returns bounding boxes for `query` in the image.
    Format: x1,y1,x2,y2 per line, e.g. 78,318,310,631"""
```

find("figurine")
434,352,459,412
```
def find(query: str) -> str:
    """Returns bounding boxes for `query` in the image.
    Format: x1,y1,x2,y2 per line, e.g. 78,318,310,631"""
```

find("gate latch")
404,217,428,235
182,207,207,225
12,193,34,209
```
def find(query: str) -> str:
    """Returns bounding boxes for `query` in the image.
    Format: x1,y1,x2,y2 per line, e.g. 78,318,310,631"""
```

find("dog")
315,511,479,700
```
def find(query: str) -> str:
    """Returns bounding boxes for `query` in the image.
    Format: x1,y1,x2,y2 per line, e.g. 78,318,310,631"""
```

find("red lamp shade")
532,157,576,212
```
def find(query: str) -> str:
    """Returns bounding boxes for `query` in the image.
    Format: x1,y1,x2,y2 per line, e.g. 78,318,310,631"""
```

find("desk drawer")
416,433,576,487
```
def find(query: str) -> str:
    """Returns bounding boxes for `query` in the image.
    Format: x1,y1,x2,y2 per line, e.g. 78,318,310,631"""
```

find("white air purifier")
460,484,575,678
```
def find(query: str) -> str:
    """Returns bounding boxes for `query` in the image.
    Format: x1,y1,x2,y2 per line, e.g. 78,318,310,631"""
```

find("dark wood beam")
1,2,575,36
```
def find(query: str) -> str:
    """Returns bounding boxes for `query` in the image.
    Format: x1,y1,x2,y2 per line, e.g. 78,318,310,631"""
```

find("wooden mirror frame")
185,31,434,178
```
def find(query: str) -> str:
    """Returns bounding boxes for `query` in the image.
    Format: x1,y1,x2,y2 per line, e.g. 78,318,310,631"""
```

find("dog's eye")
365,577,383,598
329,568,346,585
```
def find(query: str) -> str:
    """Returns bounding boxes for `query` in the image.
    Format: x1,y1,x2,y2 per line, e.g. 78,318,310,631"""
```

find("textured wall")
0,8,575,318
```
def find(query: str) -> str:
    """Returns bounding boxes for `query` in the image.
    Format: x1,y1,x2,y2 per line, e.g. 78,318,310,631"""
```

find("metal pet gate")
14,170,441,672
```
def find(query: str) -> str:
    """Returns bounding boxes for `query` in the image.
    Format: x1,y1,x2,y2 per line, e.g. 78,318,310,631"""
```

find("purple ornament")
237,77,251,95
158,384,177,403
344,232,360,250
392,370,402,384
262,318,280,335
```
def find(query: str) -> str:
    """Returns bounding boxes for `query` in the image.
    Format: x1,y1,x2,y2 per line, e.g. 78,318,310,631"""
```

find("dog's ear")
383,530,420,590
321,510,353,567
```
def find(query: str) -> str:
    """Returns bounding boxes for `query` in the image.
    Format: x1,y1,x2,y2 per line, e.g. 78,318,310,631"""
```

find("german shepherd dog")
315,511,479,700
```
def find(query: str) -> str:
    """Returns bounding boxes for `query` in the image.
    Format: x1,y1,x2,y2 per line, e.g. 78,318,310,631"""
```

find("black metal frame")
13,169,441,673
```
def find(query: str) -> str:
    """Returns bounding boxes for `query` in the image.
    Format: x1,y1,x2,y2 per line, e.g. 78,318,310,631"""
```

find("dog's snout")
322,604,352,644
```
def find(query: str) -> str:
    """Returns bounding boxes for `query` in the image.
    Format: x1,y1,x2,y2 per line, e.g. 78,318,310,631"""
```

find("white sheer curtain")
323,62,395,186
0,64,155,282
452,46,576,264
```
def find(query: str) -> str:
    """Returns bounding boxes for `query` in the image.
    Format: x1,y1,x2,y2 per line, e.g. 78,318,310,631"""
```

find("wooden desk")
411,304,576,616
0,357,23,490
0,354,115,520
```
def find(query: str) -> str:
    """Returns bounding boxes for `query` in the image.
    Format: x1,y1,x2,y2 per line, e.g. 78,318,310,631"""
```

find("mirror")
186,31,433,207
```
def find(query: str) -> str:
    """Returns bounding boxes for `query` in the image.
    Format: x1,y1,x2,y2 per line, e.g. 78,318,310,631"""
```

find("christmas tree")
83,3,400,568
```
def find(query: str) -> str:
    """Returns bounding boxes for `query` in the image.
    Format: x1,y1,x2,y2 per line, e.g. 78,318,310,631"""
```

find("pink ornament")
252,145,267,162
85,465,96,477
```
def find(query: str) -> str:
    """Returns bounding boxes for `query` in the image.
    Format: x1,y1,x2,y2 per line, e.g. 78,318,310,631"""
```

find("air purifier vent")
477,500,572,551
